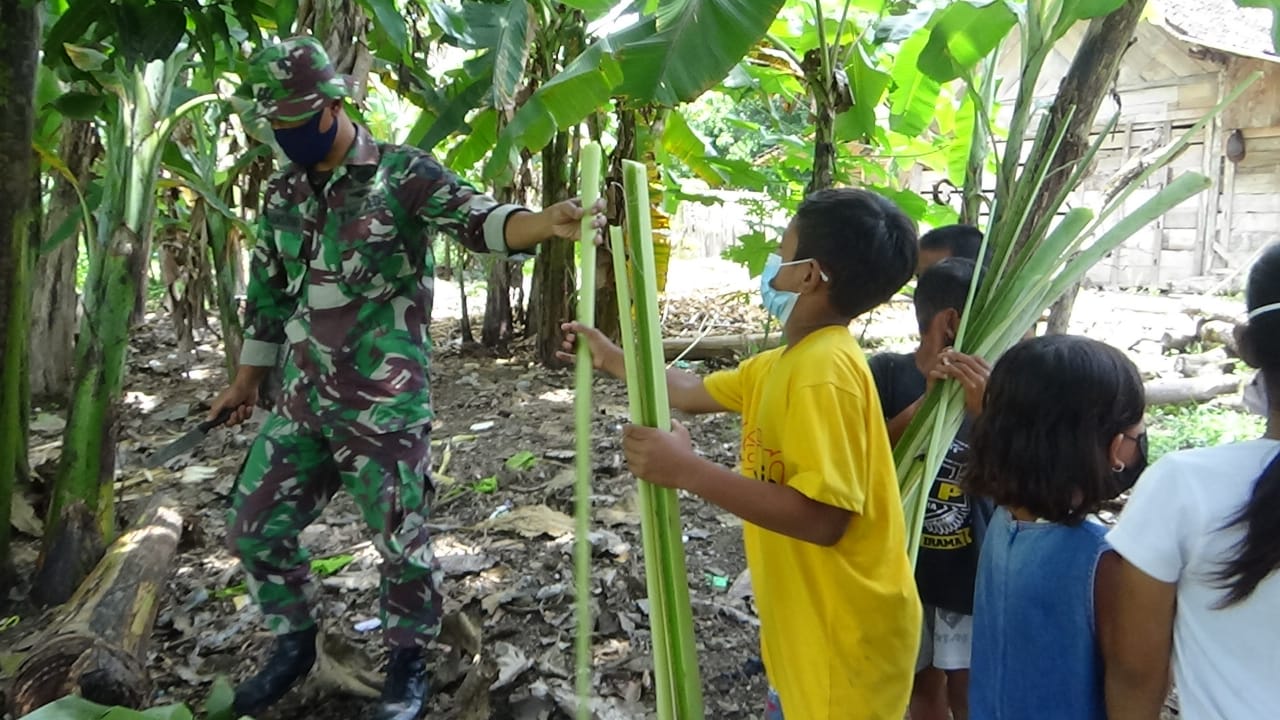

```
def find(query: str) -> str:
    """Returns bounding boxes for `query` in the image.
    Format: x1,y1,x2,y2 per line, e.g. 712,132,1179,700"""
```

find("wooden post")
1197,71,1226,276
1154,118,1173,288
9,495,183,715
1219,137,1238,267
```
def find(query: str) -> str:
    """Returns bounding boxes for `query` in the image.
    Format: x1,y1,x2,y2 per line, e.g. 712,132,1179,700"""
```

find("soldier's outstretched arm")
402,153,604,255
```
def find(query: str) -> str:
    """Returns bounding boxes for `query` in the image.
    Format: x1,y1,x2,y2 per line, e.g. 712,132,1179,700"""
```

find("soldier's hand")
556,321,624,378
546,197,607,244
209,381,259,427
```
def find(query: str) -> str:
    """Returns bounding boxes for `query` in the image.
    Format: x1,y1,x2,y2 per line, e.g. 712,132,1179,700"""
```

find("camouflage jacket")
241,125,525,435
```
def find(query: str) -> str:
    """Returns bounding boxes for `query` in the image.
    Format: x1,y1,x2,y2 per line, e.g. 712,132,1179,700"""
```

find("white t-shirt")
1108,439,1280,720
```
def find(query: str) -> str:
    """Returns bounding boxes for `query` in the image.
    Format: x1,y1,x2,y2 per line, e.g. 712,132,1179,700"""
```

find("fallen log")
1144,375,1242,407
1173,349,1234,378
8,494,183,716
662,333,781,362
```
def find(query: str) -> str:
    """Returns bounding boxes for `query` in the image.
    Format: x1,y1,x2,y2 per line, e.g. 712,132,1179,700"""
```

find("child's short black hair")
920,224,984,263
964,335,1145,524
793,188,918,319
915,257,976,332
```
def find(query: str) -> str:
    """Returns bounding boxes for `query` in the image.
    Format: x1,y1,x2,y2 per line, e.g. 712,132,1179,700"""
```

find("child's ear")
1106,432,1127,471
944,308,961,345
802,260,829,292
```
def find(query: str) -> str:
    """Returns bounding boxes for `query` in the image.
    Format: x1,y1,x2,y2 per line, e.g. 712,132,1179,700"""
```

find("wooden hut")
994,0,1280,289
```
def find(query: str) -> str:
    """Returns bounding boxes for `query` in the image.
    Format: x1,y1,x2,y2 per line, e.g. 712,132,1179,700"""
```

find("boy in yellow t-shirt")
561,188,922,719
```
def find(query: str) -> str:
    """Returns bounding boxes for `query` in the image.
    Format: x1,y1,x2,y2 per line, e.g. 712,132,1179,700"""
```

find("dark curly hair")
793,188,918,319
964,334,1145,524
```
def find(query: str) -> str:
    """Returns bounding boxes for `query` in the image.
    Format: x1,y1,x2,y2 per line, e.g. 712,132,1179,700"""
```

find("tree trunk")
1143,375,1241,406
1045,281,1079,334
808,103,836,194
482,186,524,348
31,120,97,401
10,495,183,715
663,333,783,362
803,47,839,195
482,258,518,348
207,195,245,378
1013,0,1147,261
0,0,40,579
160,192,201,355
1025,0,1147,337
457,250,475,345
530,131,576,367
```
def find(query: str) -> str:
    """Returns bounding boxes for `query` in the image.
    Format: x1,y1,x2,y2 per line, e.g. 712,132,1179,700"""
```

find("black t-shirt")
868,352,992,616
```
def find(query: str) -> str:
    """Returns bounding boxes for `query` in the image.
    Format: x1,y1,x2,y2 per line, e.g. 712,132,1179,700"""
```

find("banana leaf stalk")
573,141,603,719
616,159,704,719
898,14,1260,563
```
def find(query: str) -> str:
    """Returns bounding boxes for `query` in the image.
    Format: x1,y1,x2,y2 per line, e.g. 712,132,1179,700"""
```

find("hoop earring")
1112,461,1126,473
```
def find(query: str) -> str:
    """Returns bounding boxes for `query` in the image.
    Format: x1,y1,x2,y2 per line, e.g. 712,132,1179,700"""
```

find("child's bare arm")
559,322,725,414
622,422,852,546
1100,553,1175,719
885,397,924,444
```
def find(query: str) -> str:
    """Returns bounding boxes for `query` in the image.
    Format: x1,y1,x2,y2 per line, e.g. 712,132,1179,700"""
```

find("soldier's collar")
341,124,381,168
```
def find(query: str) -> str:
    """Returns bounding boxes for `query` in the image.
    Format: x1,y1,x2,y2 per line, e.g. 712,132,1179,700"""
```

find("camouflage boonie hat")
242,36,349,121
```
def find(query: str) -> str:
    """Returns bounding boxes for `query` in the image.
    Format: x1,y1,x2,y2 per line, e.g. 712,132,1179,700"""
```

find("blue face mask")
273,109,338,168
760,253,826,326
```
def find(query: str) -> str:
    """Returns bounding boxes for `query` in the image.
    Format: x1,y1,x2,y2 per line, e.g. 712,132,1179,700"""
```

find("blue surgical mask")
273,109,338,168
760,253,826,326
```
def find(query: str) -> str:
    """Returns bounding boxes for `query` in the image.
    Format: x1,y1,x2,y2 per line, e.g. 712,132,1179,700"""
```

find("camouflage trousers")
227,413,442,648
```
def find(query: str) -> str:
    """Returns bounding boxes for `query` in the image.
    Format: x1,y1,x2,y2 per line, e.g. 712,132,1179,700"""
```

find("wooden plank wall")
973,22,1279,288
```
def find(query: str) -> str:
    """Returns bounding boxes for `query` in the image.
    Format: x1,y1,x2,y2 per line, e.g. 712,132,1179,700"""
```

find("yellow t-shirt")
704,326,922,719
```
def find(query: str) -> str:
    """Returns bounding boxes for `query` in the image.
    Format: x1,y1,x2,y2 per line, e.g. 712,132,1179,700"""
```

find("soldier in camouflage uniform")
210,37,603,720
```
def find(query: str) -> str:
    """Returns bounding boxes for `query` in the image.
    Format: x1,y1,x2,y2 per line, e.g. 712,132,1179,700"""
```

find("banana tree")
163,101,271,375
706,1,993,277
42,43,219,599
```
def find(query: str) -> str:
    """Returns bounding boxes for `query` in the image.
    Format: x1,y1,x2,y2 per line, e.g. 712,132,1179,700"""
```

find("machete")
145,407,233,467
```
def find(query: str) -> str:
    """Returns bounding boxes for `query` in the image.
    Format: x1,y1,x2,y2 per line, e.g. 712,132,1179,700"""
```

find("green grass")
1147,403,1267,463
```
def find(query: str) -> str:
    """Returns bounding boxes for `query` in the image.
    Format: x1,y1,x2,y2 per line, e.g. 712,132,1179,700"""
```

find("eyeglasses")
1122,431,1148,455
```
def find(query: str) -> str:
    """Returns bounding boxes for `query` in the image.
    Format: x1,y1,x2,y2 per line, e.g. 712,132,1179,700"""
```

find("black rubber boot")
374,647,428,720
232,625,318,717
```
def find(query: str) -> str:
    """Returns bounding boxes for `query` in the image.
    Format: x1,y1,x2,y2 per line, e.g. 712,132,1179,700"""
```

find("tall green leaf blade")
623,159,705,720
573,142,603,719
834,44,892,142
945,92,976,185
358,0,409,57
468,0,533,112
662,109,727,186
445,108,500,172
614,0,786,105
113,0,188,67
888,32,941,137
417,70,495,153
558,0,617,15
481,40,625,180
917,0,1018,82
275,0,299,34
1048,174,1211,301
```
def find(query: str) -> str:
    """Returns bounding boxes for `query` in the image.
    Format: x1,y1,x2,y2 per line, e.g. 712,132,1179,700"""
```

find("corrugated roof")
1154,0,1277,59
